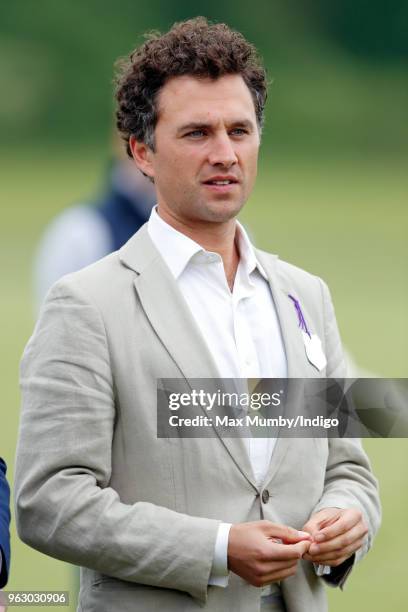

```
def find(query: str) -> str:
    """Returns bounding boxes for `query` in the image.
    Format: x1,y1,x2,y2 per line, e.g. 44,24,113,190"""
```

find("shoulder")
256,248,328,301
43,249,125,312
42,223,154,310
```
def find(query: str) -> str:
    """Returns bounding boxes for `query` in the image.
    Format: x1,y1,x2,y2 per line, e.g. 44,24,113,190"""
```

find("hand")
302,507,368,567
228,520,312,587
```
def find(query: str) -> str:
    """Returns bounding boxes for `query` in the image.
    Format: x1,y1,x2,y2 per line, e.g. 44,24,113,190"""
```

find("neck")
157,206,240,291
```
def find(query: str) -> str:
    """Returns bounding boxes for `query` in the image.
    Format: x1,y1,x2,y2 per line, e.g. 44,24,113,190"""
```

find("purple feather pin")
288,294,327,371
288,294,311,338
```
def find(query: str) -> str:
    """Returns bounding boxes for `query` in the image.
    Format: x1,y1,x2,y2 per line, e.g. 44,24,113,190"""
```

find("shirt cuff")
314,563,331,576
208,523,232,587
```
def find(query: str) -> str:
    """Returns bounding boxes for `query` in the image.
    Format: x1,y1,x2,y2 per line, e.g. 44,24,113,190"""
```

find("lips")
202,175,239,186
206,180,233,185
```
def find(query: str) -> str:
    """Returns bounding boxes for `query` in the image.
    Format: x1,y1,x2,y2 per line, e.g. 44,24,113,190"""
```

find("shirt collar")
235,222,268,281
148,206,268,281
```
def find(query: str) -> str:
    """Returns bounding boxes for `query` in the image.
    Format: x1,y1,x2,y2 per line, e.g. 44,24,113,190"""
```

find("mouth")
202,176,240,192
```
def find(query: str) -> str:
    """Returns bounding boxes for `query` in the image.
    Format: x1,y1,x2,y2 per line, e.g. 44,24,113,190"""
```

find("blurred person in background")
16,18,380,612
0,458,10,590
34,137,155,307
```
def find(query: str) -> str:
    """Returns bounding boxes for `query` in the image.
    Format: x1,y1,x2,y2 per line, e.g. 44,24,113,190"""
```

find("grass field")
1,148,407,611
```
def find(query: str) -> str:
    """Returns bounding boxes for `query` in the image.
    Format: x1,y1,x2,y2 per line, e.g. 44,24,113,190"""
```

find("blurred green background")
1,1,407,610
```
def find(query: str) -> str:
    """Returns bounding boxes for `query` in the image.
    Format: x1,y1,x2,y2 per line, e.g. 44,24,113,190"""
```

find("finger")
294,540,313,557
304,551,345,564
309,523,367,555
303,509,341,535
313,510,363,543
265,540,310,561
253,564,298,587
304,537,365,563
313,554,350,568
302,516,323,535
255,559,298,577
270,564,299,582
263,522,312,543
321,555,354,567
304,552,347,564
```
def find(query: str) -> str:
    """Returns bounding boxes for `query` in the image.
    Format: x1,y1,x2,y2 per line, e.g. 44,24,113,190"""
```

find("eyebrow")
176,119,255,135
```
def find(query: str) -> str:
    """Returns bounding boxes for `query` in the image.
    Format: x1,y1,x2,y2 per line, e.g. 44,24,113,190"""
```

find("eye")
230,128,248,136
185,129,206,138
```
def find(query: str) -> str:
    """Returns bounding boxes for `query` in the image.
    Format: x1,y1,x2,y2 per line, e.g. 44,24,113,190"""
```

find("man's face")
144,74,260,226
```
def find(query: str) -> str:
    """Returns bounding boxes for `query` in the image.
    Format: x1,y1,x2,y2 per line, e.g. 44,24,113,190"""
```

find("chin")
201,200,245,222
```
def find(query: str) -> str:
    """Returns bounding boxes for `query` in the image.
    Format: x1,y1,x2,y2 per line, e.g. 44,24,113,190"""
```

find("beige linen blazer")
15,224,381,612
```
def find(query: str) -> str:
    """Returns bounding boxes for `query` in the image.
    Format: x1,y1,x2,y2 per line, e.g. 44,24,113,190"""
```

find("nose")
207,132,238,168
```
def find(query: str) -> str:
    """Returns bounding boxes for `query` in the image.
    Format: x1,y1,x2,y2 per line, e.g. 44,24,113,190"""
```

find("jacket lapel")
255,250,322,486
256,249,322,379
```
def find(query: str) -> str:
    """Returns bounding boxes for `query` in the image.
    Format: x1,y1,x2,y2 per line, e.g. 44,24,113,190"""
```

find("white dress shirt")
148,208,289,583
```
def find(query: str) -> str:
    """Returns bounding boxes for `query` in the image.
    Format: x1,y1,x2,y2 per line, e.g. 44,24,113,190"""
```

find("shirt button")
261,489,270,504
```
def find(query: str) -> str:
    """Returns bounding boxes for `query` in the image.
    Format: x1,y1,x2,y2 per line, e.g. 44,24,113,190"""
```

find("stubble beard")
191,190,247,224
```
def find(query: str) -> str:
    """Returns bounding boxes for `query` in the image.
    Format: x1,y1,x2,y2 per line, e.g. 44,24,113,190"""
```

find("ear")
129,136,155,179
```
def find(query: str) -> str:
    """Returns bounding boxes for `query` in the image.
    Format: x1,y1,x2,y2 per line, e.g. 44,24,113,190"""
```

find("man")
15,18,380,612
34,151,155,309
0,458,10,589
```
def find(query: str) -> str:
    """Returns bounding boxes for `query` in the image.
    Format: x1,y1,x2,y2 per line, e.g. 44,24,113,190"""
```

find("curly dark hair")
115,17,267,155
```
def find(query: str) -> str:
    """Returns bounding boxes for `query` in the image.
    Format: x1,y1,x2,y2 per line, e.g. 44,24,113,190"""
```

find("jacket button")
261,489,270,504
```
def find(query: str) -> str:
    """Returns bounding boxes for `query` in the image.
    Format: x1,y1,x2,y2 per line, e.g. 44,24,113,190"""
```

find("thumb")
263,522,312,543
302,516,320,535
293,539,312,556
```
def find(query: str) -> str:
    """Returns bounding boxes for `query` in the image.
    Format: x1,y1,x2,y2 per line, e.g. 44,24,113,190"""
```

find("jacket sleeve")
0,458,11,588
312,278,381,588
15,277,220,603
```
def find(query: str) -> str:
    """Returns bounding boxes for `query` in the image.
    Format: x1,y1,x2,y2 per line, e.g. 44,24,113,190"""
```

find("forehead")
156,74,257,127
